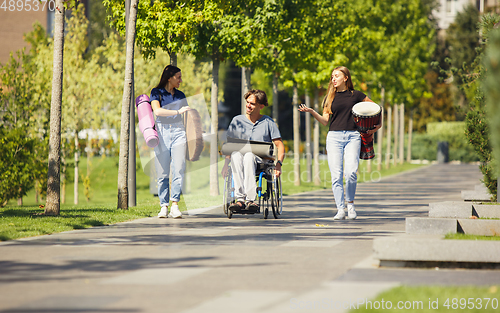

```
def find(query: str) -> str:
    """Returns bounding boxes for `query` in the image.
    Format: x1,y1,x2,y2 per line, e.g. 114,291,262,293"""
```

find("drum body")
352,102,381,160
359,134,375,160
184,109,204,161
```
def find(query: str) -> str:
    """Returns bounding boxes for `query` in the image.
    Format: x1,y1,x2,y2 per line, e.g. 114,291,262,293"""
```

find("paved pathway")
0,163,498,313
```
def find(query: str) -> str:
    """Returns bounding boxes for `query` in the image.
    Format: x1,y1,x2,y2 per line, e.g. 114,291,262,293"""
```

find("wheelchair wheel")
262,203,269,219
271,174,282,219
223,168,233,216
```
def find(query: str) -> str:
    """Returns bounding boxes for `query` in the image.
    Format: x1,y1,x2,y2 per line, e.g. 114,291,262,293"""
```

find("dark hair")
244,89,269,106
155,65,181,89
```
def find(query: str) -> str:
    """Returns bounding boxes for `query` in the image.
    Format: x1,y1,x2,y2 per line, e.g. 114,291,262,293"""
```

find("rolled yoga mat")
135,94,159,148
220,141,274,159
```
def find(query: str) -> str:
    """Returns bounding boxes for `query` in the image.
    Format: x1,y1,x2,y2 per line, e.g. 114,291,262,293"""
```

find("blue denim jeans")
154,122,186,205
326,131,361,210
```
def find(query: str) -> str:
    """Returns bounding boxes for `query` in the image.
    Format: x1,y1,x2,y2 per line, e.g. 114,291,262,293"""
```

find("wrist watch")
277,160,283,166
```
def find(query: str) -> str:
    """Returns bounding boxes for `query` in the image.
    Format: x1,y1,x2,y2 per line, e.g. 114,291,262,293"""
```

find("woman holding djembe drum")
299,66,381,220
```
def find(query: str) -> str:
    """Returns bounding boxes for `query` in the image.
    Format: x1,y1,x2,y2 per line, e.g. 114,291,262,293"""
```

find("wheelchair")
223,159,282,219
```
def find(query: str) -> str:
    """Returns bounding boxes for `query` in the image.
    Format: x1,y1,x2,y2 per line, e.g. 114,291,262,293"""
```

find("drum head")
352,102,381,117
185,109,204,161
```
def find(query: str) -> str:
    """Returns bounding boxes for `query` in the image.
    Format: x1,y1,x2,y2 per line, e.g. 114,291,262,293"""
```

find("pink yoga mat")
135,94,159,148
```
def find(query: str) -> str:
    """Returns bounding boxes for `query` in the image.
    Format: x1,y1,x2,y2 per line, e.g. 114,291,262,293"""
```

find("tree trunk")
126,0,137,208
61,145,66,204
241,67,251,115
128,84,136,207
313,88,320,185
377,110,384,172
407,110,413,163
61,180,65,204
210,55,220,196
377,87,385,171
385,106,392,170
305,90,312,183
117,0,139,209
74,131,79,205
170,52,177,66
272,71,279,126
85,136,92,202
399,104,405,164
245,67,251,91
184,161,191,194
393,105,399,165
35,181,39,203
44,0,65,216
87,136,91,177
292,80,300,186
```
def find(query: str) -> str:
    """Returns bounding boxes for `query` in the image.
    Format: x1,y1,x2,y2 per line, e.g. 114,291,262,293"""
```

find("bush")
0,128,44,207
411,121,479,162
483,26,500,201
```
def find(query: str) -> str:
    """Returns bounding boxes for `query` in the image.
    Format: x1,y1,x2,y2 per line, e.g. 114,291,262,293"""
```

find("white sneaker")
168,204,182,218
158,205,168,218
347,203,357,220
333,209,346,220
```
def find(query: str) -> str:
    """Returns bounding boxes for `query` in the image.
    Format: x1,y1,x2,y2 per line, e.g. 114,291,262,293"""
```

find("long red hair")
322,66,354,115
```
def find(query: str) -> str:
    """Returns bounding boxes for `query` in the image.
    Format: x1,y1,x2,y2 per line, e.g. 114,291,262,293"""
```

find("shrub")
411,121,479,162
483,27,500,201
0,128,44,206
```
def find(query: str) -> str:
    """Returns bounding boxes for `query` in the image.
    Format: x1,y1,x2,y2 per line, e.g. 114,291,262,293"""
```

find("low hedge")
411,121,479,162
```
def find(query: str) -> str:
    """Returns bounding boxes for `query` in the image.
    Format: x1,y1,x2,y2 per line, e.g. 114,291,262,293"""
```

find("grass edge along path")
445,233,500,241
1,160,425,241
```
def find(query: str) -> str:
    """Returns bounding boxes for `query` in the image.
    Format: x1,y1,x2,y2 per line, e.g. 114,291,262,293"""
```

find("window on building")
446,0,454,14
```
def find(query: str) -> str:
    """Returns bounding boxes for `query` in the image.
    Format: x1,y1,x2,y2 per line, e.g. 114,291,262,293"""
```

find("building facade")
0,0,89,65
0,3,50,64
434,0,500,30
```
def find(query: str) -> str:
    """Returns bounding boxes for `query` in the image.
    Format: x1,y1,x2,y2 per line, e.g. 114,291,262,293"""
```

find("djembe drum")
184,109,204,161
352,102,381,160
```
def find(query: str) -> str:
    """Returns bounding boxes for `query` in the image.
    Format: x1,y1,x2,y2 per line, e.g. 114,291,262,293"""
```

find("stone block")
461,190,492,202
475,184,488,192
428,201,473,218
373,236,500,263
406,217,457,235
458,219,500,236
473,204,500,218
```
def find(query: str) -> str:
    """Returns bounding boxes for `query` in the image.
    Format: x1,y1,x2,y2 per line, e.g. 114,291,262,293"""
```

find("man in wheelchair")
221,89,285,213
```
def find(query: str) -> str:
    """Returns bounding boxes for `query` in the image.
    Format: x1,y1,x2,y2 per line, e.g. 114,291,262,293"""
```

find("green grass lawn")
1,154,424,241
349,285,500,312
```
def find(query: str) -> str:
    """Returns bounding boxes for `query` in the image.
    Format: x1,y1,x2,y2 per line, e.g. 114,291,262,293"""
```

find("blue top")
150,87,188,124
227,115,281,143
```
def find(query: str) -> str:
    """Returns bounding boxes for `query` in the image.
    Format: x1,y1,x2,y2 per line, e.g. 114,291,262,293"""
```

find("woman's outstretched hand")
298,104,313,113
